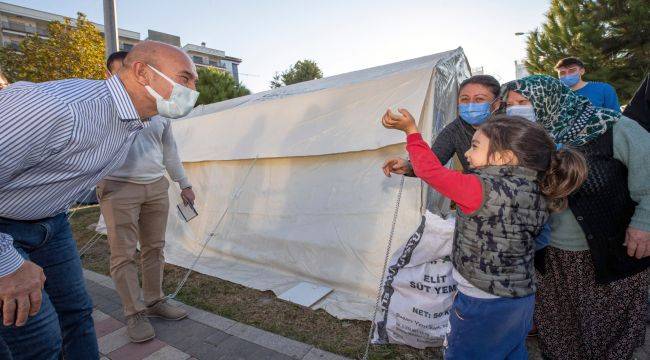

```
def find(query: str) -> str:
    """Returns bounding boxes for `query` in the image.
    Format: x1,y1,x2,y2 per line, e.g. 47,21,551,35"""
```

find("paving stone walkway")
84,270,350,360
86,268,650,360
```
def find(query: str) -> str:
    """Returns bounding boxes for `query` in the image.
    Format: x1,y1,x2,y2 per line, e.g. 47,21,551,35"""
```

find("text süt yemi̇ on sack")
372,211,456,349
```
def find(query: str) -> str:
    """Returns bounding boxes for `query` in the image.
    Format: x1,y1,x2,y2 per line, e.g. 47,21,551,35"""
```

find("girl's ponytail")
539,147,588,212
479,116,588,212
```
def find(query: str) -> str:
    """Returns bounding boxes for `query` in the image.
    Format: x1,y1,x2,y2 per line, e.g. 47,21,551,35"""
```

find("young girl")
382,109,587,359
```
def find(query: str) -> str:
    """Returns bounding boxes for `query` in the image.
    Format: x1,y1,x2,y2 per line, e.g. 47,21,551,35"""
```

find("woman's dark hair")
479,115,588,212
459,75,501,98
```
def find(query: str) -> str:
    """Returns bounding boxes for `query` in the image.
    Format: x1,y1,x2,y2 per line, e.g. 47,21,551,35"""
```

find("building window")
192,56,204,65
208,60,225,68
1,21,48,36
232,63,239,83
2,41,21,51
121,43,133,51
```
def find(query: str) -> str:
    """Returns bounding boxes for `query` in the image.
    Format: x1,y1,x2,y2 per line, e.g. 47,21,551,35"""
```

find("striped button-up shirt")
0,75,145,276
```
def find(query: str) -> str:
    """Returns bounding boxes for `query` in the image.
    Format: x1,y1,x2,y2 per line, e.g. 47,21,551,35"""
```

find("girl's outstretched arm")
406,133,483,214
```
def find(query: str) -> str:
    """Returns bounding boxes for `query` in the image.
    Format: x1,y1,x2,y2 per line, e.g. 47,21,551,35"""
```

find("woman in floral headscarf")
501,75,650,359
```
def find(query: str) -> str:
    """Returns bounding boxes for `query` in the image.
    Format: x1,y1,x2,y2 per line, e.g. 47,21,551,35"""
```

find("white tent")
160,48,470,319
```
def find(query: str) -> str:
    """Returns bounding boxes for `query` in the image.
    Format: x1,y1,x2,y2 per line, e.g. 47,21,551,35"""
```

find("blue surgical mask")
506,105,537,122
559,73,580,88
459,102,491,125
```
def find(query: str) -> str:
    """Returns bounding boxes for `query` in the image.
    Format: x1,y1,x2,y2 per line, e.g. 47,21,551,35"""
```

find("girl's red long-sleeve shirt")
406,133,483,214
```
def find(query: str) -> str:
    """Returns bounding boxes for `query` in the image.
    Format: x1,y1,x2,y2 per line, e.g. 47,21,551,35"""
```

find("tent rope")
167,157,259,300
68,188,95,220
362,175,405,360
78,232,104,257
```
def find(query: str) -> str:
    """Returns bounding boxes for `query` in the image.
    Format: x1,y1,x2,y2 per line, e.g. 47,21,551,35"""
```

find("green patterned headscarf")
501,75,620,146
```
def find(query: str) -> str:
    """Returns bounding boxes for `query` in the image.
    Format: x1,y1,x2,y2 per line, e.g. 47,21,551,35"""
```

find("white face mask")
144,64,199,119
506,105,537,122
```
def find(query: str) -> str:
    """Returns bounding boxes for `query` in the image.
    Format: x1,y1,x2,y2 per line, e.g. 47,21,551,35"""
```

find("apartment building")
183,42,241,82
147,30,242,83
0,1,139,52
0,1,242,82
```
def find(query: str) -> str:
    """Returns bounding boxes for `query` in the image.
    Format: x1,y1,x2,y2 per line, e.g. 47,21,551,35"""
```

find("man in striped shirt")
0,41,198,360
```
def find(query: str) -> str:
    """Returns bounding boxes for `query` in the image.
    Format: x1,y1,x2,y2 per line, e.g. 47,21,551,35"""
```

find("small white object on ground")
278,282,333,308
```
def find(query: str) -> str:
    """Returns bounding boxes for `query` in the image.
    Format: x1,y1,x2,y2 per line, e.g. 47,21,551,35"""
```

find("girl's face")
464,130,516,168
506,90,531,106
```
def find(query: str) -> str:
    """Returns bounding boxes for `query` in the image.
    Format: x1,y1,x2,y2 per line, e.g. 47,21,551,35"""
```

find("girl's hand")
381,108,418,135
382,157,411,177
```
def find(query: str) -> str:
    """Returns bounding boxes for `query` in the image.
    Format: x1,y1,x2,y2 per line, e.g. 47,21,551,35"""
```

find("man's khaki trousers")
97,177,169,316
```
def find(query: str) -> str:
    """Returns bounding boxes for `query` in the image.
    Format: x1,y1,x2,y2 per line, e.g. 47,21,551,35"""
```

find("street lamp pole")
103,0,119,58
514,32,530,79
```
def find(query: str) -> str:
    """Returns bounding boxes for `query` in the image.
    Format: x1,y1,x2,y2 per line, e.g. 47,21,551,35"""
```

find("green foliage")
0,13,105,83
195,67,250,105
270,59,323,88
525,0,650,101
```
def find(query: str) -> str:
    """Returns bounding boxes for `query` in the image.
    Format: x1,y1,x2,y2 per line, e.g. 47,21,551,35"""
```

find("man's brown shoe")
145,299,188,321
126,312,155,343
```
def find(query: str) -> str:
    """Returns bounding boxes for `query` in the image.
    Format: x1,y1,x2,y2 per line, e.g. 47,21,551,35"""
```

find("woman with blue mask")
382,75,501,175
501,75,650,360
503,91,537,122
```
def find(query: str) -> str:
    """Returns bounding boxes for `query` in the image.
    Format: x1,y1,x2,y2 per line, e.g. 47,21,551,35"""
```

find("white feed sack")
372,211,456,349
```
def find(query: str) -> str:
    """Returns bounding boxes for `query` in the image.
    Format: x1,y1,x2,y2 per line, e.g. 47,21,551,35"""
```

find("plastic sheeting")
158,48,470,320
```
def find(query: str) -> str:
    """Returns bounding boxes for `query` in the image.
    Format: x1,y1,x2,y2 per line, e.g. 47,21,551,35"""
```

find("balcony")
209,60,226,69
1,21,48,36
193,57,227,69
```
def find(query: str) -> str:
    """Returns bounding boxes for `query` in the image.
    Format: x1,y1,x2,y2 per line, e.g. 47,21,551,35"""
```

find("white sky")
8,0,550,92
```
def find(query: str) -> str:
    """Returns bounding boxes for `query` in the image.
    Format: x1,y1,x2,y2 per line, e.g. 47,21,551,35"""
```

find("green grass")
71,206,541,359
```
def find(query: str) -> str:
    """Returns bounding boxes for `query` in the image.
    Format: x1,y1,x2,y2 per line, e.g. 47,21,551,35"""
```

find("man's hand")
0,260,45,326
382,158,411,177
381,108,418,135
624,227,650,259
180,188,196,206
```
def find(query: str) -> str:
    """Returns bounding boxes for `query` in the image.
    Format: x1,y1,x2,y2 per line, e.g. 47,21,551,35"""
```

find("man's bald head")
116,40,199,119
122,41,192,70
